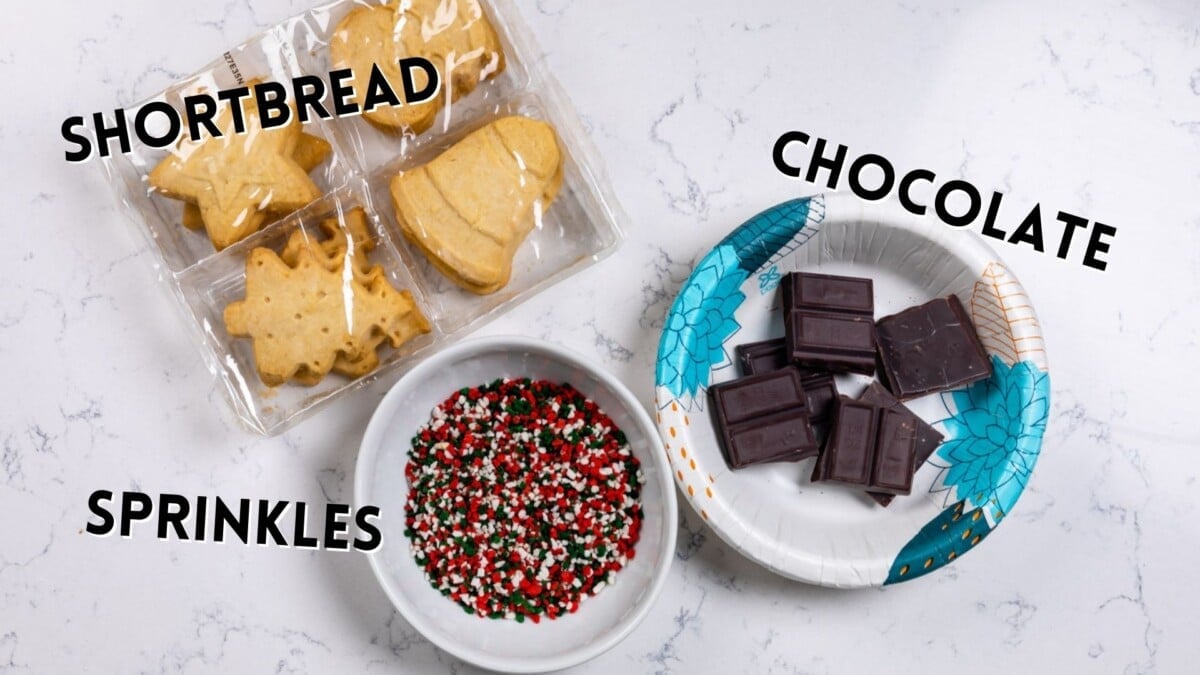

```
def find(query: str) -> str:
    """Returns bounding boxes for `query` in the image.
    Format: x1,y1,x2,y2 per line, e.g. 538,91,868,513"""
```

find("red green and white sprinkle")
404,378,643,622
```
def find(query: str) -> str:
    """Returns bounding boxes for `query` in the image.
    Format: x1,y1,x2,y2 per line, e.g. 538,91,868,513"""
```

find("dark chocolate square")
734,337,840,424
811,398,876,485
736,338,790,376
875,295,992,400
869,410,917,495
707,369,818,469
783,272,874,316
798,372,838,426
860,382,945,506
788,311,877,374
811,396,917,497
725,409,819,468
782,272,877,375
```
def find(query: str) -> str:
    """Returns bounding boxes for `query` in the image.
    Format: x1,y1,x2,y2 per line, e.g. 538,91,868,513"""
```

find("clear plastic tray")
98,0,626,434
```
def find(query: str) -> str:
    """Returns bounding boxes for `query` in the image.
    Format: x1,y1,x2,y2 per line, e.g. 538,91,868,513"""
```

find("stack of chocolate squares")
707,271,993,506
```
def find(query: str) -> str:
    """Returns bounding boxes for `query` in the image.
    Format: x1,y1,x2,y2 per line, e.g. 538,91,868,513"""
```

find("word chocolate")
773,130,1118,270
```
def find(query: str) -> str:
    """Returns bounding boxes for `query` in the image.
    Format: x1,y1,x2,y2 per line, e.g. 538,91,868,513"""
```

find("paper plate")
654,192,1050,587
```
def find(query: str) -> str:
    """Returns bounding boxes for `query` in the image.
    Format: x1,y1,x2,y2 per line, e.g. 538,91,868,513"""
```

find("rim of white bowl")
356,335,679,673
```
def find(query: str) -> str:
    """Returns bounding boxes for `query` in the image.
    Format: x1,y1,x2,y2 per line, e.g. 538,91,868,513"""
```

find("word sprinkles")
86,490,382,552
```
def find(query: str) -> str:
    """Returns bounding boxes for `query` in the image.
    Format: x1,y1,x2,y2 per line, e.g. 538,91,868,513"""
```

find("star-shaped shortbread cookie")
181,132,331,232
149,91,321,250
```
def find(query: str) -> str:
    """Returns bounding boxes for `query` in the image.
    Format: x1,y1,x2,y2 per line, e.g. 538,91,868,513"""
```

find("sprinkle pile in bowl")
404,378,643,623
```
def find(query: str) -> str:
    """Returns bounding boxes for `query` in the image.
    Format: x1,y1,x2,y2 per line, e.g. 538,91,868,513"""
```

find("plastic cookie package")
97,0,625,434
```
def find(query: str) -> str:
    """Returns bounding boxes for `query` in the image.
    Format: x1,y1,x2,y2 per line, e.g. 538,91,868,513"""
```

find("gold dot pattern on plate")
659,396,719,523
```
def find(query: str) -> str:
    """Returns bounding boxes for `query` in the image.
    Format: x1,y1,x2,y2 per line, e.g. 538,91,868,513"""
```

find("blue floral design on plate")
655,246,747,401
724,198,813,274
885,355,1050,584
937,356,1050,517
758,265,782,295
655,198,817,401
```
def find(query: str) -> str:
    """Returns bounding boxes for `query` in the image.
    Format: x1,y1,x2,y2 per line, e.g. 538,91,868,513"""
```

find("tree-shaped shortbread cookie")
277,207,400,381
224,242,430,387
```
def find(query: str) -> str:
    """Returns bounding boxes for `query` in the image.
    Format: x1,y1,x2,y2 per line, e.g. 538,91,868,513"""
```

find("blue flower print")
656,198,825,401
935,356,1050,520
655,245,747,400
758,265,782,295
722,198,814,274
886,356,1050,584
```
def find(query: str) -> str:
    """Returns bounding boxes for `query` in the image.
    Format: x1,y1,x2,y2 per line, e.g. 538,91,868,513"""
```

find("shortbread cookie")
224,244,430,386
276,206,403,379
389,116,562,294
330,0,505,135
149,87,322,250
181,133,332,231
280,206,375,274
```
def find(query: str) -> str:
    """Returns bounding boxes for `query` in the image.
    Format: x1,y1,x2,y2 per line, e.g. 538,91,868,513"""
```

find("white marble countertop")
3,0,1199,672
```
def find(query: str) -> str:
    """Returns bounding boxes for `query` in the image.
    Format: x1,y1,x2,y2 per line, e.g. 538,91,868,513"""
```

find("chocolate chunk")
876,295,992,400
725,409,820,469
787,311,877,374
782,272,874,316
707,369,818,469
736,338,790,376
735,337,840,424
811,397,917,496
782,272,877,375
859,382,945,506
871,409,919,494
812,399,876,485
799,372,838,426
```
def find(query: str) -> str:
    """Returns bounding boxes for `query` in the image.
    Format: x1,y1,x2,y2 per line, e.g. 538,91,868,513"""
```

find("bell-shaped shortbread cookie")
389,116,563,295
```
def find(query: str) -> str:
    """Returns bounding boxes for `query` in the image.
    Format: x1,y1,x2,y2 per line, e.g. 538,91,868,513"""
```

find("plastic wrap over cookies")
223,208,431,387
180,134,333,233
96,0,626,434
149,86,325,251
389,115,564,294
330,0,505,135
280,206,375,273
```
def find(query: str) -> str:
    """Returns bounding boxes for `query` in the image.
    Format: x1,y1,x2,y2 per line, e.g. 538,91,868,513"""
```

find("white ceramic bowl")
356,336,678,673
